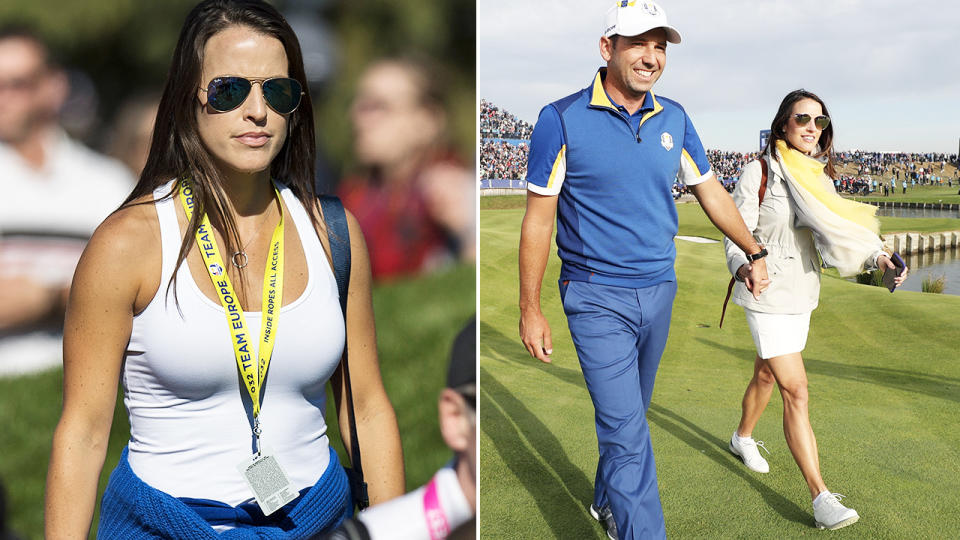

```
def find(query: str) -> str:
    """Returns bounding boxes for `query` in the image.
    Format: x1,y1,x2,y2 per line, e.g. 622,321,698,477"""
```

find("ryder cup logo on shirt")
660,132,674,151
209,262,224,276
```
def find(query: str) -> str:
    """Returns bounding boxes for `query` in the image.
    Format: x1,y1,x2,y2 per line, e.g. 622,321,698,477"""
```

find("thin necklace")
231,197,277,269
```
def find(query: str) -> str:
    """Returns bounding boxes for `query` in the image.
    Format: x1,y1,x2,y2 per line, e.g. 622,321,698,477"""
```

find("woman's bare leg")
736,354,776,438
766,352,827,500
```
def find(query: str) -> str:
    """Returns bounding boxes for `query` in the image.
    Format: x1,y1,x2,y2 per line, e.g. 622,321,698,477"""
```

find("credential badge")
660,132,674,151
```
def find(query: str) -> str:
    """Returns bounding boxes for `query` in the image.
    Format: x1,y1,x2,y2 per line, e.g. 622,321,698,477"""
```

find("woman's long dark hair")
762,89,837,179
125,0,321,298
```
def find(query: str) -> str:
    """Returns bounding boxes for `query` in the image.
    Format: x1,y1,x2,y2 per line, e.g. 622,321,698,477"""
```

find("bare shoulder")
76,194,162,310
88,195,161,260
342,208,365,246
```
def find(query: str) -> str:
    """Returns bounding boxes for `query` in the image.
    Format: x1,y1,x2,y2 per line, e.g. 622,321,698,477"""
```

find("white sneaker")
813,492,860,530
729,431,770,473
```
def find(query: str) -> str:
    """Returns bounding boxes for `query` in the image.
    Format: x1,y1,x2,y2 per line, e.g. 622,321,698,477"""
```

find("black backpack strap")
317,195,368,510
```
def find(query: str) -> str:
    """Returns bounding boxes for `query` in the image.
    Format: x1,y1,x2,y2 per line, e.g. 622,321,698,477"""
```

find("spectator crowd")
480,99,534,140
478,103,960,199
480,140,528,181
707,149,758,187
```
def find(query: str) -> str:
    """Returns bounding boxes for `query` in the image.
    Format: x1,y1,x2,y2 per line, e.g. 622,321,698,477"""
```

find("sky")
478,0,960,153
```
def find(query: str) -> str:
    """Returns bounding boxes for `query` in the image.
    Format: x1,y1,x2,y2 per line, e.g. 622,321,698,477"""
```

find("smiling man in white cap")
518,2,770,538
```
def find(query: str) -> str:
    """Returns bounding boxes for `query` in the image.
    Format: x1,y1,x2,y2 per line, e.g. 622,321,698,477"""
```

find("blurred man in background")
0,26,132,376
338,57,475,281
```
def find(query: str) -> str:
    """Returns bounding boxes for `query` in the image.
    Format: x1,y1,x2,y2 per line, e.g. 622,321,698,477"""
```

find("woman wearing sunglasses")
45,1,403,537
721,89,906,531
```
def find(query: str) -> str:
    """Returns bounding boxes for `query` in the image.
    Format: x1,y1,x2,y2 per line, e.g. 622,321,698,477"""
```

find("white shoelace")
754,440,771,455
739,436,771,455
816,492,850,510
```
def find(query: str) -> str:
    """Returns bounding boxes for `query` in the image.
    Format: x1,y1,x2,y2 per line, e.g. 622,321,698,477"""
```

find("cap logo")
660,132,674,151
641,2,660,15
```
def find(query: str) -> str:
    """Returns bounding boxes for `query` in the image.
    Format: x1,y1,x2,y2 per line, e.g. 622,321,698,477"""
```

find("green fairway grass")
0,264,474,539
482,194,959,236
853,184,960,205
479,206,960,538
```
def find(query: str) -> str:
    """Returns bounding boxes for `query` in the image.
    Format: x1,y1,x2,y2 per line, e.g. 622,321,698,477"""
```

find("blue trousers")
560,279,677,540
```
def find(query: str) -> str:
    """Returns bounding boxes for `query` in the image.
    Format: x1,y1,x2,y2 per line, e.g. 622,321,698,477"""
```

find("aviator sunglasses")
793,113,830,130
200,76,304,114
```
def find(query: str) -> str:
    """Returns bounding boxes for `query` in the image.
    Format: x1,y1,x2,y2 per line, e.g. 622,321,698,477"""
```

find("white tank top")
123,180,344,505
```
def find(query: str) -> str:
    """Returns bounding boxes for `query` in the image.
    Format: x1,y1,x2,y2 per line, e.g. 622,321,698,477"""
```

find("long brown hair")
125,0,321,297
762,89,837,179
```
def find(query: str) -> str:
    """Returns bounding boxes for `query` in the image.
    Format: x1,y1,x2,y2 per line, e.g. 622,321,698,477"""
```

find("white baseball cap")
603,1,682,44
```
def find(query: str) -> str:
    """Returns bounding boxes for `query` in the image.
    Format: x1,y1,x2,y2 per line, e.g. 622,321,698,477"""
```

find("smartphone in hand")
882,252,906,292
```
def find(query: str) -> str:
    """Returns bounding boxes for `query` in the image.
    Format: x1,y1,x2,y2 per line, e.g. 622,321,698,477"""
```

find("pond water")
874,206,960,219
896,247,960,295
872,206,960,293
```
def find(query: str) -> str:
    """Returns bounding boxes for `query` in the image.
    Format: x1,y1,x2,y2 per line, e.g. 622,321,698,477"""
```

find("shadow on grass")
479,320,586,388
480,368,597,539
479,322,808,530
696,337,960,404
646,403,810,526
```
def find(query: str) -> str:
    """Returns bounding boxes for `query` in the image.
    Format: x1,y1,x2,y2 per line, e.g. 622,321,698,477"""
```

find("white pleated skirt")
743,308,811,359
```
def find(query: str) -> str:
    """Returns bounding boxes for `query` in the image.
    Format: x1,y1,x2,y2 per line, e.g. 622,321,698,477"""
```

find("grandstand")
480,98,960,196
480,99,533,193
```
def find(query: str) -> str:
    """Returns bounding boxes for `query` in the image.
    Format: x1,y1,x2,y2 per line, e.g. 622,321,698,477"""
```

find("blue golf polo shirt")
526,68,712,288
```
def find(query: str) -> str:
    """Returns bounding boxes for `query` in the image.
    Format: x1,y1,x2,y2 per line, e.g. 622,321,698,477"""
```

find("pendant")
232,251,249,269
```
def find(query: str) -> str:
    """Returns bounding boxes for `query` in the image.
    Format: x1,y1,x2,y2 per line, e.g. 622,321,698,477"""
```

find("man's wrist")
746,247,768,261
519,300,542,315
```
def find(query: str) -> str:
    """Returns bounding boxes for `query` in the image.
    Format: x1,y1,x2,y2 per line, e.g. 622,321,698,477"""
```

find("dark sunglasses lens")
207,77,251,112
263,78,302,114
794,113,811,126
814,115,830,130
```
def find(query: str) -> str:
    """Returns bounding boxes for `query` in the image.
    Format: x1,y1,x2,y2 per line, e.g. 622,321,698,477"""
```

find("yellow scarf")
775,140,879,234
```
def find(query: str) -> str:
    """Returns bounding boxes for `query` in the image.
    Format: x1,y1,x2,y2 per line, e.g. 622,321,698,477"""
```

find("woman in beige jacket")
722,89,906,531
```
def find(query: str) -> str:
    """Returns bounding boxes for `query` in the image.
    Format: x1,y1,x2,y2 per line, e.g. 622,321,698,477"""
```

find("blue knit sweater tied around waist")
97,445,352,539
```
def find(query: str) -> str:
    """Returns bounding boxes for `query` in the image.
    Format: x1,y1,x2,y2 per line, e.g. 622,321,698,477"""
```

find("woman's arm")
44,204,158,538
329,209,405,505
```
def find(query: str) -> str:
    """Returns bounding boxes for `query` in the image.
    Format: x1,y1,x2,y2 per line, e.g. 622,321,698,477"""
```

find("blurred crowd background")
0,0,475,373
0,1,475,536
0,0,475,173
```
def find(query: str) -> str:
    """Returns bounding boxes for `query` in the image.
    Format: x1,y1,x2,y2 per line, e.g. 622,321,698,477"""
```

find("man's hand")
519,307,553,363
737,259,771,300
519,192,559,364
877,254,908,288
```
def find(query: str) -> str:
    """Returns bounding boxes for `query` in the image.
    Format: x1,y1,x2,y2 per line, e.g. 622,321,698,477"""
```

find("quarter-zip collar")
588,68,663,132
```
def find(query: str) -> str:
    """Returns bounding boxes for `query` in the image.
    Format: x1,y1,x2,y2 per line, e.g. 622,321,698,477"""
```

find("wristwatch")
747,248,768,261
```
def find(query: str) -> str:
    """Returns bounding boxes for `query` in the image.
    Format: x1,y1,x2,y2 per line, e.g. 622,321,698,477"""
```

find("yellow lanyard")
178,180,284,443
